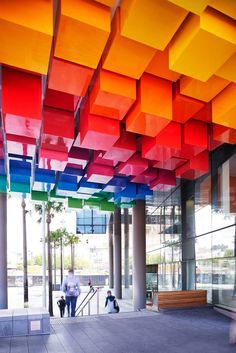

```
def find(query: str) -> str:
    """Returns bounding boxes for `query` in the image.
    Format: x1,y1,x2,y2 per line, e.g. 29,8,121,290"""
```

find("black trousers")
59,306,65,318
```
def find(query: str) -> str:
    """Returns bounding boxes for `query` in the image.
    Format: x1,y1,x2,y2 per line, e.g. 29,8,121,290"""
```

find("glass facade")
146,145,236,308
76,208,108,234
146,185,182,291
195,151,236,307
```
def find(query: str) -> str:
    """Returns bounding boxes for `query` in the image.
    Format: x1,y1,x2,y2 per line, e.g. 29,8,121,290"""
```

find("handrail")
75,286,95,314
76,288,98,316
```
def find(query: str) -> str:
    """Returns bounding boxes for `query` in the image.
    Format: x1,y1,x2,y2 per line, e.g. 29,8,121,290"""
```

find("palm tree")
21,197,28,308
64,233,80,270
35,201,65,316
50,227,69,287
50,230,62,289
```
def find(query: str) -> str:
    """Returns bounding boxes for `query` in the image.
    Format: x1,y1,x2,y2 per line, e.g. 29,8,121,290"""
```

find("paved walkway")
0,307,235,353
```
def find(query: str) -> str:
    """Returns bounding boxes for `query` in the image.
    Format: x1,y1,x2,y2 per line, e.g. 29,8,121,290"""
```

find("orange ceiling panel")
90,69,136,120
145,47,181,82
55,0,110,69
216,52,236,83
180,75,230,102
173,82,205,123
167,0,210,14
48,58,94,96
0,0,53,74
94,0,116,6
169,8,236,81
126,73,172,136
210,0,236,20
120,0,188,50
212,83,236,129
102,8,156,79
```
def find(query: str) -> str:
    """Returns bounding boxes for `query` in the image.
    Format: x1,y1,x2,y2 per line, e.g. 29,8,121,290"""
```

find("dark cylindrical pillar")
0,193,7,309
133,200,146,310
108,213,114,288
124,208,129,288
114,206,122,299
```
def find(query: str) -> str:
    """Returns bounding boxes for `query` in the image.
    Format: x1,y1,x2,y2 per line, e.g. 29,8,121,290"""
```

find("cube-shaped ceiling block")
176,150,209,180
173,82,205,123
131,168,157,184
2,67,42,139
90,69,136,120
216,52,236,83
126,74,172,137
173,119,208,160
38,148,68,171
87,163,114,184
6,134,36,157
210,0,236,20
102,176,128,193
145,46,181,82
94,0,116,6
0,0,52,74
42,107,74,152
68,198,83,209
103,131,136,162
180,75,230,102
191,103,212,123
169,8,236,81
55,0,110,69
167,0,210,15
68,147,90,169
93,151,116,167
44,88,81,112
213,124,236,145
212,83,236,129
183,119,208,148
78,179,102,194
31,191,48,202
150,169,176,190
117,153,148,176
153,157,187,171
142,122,181,161
77,100,120,151
120,0,187,49
48,57,94,96
102,8,156,79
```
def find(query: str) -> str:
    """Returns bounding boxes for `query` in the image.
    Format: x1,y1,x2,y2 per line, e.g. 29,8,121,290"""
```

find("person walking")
57,296,66,318
62,269,80,317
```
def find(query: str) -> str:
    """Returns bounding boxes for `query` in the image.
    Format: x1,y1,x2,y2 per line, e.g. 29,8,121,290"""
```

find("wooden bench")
152,290,207,311
0,308,50,337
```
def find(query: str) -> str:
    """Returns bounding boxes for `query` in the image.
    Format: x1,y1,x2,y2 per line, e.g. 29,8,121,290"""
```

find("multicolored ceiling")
0,0,235,211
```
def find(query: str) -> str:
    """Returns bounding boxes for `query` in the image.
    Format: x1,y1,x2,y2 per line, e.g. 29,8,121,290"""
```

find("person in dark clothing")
57,296,66,318
105,290,119,313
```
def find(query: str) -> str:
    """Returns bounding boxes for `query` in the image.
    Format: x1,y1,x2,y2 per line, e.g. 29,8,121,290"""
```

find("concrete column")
108,213,114,288
0,193,7,309
124,208,129,288
114,206,122,299
133,200,146,310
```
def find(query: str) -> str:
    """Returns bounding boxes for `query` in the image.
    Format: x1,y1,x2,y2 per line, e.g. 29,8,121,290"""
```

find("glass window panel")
195,175,212,234
195,234,212,260
212,258,236,308
212,226,235,258
215,154,236,229
196,260,212,303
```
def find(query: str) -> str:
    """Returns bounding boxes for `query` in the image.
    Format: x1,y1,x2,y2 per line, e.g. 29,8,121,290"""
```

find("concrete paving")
0,307,235,353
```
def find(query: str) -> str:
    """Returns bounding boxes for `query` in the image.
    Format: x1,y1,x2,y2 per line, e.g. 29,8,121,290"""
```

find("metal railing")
75,286,103,316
